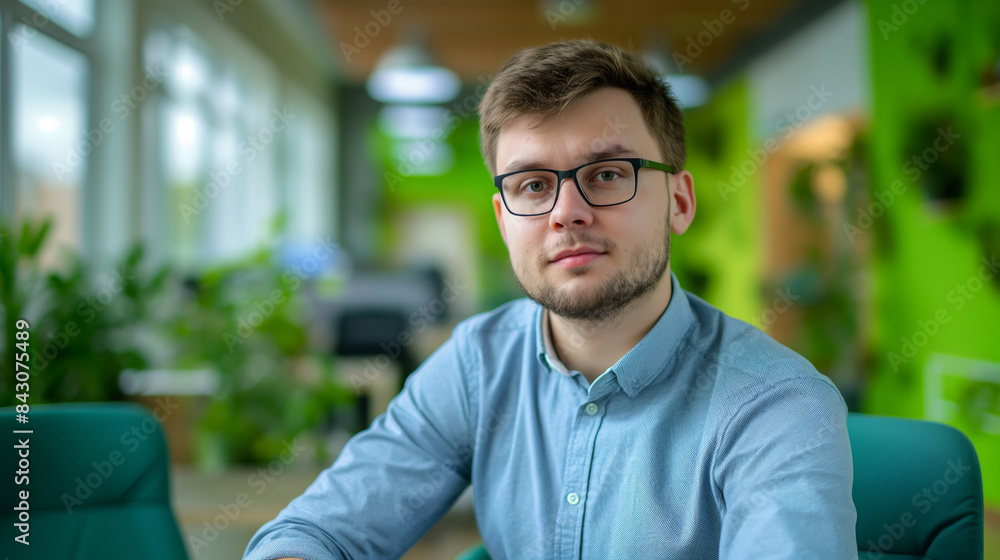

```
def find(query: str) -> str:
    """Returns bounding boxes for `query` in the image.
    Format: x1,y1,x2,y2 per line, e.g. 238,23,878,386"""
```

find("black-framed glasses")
493,158,677,217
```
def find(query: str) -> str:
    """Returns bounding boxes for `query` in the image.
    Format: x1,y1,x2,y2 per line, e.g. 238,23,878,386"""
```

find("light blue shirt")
244,272,857,559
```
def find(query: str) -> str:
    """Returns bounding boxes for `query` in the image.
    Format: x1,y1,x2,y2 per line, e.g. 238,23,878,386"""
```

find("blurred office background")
0,0,998,557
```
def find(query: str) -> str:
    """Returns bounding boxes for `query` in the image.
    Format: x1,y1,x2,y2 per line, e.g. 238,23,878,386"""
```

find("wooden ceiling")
313,0,813,84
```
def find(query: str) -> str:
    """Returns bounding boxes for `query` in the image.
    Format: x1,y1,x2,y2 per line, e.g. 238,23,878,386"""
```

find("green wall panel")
865,0,1000,508
675,78,763,324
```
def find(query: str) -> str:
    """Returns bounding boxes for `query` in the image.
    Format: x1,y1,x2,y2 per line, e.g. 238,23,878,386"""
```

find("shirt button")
585,402,599,415
566,492,580,505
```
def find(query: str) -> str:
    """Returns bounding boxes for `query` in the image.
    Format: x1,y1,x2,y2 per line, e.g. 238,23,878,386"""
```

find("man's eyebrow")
503,159,548,174
502,144,640,174
582,144,640,162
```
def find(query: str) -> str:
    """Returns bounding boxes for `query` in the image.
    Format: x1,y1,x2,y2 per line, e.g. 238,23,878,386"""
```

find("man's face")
492,87,691,322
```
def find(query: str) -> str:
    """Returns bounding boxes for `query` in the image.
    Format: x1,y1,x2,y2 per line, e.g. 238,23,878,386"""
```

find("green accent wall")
864,0,1000,508
675,78,764,324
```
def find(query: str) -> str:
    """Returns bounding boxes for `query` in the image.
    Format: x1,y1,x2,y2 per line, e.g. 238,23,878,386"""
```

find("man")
244,39,857,560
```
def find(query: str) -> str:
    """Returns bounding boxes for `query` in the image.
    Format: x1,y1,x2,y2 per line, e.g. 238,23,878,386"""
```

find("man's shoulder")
681,290,841,397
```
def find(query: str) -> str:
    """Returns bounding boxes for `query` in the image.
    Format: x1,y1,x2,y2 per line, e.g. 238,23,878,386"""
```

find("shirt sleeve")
242,329,477,560
713,376,858,559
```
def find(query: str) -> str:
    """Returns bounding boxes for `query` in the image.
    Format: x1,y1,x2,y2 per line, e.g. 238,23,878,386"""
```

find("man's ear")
670,170,696,235
492,193,509,245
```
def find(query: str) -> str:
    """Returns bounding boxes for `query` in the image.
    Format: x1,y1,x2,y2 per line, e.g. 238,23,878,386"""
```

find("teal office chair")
454,412,984,560
1,402,190,559
851,413,983,559
456,543,493,560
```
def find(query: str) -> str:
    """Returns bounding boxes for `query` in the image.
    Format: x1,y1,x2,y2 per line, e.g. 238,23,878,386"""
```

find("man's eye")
596,171,619,181
525,181,546,193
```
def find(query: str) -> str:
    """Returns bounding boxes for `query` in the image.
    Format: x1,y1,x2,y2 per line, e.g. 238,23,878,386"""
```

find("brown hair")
478,39,686,177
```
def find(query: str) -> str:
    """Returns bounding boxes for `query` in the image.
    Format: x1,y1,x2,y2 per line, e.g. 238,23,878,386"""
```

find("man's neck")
548,273,673,384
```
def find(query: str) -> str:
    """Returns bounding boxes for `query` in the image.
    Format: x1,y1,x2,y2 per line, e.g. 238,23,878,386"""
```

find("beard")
512,214,671,324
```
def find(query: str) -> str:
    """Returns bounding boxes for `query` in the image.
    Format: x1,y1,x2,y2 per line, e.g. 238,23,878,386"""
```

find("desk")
171,465,479,559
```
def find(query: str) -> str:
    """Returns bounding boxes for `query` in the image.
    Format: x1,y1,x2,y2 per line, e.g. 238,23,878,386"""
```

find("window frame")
0,0,98,254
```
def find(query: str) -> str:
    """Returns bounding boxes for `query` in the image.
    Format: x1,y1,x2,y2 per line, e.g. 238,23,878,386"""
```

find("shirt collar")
535,270,696,397
540,308,570,375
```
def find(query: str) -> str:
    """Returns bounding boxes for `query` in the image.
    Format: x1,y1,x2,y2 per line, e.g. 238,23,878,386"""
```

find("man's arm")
243,332,477,560
713,376,858,559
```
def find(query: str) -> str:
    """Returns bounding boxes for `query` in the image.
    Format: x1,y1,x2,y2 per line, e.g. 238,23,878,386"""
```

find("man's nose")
549,177,594,229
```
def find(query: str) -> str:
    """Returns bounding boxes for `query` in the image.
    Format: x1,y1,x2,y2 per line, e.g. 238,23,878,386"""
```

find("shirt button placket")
556,399,603,557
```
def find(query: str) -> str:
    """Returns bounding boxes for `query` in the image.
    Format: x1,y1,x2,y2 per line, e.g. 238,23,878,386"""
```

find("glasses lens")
577,160,636,205
501,171,559,215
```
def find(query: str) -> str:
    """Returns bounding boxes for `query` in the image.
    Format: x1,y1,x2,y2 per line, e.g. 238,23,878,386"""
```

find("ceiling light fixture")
367,27,460,104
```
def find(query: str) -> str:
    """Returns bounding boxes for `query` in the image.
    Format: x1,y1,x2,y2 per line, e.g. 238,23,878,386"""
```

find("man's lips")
550,247,605,268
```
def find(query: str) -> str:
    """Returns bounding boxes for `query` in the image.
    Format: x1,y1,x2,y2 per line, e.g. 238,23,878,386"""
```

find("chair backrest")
1,402,190,559
455,542,493,560
848,412,984,559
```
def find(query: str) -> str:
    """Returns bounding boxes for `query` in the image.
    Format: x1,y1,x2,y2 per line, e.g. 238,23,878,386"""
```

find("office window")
10,23,88,265
1,0,338,270
144,22,281,267
285,85,336,244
